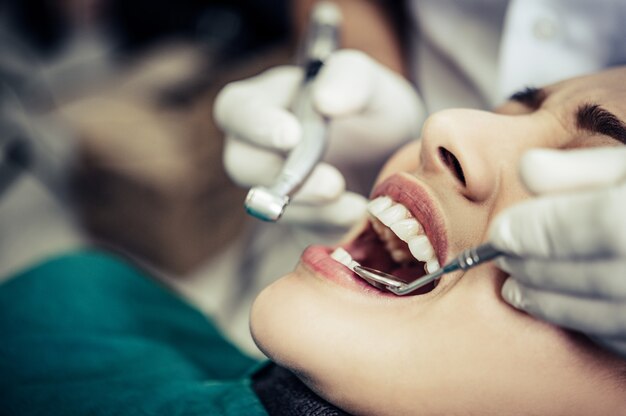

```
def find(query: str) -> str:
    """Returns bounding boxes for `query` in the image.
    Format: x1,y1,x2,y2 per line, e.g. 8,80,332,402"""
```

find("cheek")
488,177,534,230
373,140,422,189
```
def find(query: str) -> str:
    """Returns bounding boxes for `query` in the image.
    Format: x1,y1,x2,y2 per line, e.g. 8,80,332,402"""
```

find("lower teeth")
330,248,361,272
331,248,441,293
425,259,441,274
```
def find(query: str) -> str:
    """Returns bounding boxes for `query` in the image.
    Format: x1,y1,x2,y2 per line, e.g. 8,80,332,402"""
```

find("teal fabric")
0,251,268,415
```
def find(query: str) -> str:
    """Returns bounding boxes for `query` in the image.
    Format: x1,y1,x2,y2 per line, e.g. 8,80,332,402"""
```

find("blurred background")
0,0,297,354
0,0,292,273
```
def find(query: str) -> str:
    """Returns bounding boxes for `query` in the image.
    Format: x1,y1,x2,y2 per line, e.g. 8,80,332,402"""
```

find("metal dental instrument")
353,243,503,295
244,1,341,222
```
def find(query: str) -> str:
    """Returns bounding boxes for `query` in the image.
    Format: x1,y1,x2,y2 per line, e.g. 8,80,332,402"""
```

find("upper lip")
370,173,450,265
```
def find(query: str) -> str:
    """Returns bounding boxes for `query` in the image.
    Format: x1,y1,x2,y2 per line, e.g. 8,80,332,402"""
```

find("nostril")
438,147,466,186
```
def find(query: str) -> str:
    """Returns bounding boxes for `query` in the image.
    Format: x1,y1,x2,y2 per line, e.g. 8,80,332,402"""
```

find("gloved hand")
213,49,425,228
489,147,626,358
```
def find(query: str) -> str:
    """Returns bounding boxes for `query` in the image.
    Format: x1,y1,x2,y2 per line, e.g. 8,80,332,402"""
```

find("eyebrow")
576,103,626,145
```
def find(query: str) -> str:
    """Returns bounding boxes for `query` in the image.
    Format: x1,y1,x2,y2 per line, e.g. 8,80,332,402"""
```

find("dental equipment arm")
293,0,407,75
0,86,73,200
489,147,626,358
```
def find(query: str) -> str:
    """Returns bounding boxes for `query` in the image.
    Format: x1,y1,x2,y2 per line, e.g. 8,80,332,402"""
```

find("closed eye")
509,87,546,110
576,103,626,145
510,88,626,145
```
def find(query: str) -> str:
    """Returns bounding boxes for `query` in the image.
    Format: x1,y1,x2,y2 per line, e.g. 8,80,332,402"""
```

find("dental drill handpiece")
244,1,341,222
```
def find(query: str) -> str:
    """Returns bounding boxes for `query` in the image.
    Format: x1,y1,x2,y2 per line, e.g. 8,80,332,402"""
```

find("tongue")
346,225,427,285
388,263,426,284
348,227,397,272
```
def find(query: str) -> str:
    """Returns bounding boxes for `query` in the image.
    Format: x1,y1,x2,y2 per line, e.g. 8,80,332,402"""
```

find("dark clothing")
253,363,348,416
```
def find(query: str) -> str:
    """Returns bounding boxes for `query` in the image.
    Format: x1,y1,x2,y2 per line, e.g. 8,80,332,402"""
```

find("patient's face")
251,68,626,415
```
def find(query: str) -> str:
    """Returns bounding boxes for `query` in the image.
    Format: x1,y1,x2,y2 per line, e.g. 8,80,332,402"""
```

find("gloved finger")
225,135,344,203
283,191,368,228
521,147,626,194
291,163,345,204
314,50,425,165
502,278,626,338
497,257,626,299
214,66,303,150
314,48,424,124
313,49,377,116
489,182,626,258
223,137,283,187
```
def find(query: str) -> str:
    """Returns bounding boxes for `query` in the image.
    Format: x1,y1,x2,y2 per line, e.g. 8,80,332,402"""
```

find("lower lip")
300,245,395,297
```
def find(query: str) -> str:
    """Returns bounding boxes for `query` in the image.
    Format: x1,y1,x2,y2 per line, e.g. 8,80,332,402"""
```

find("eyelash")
577,104,626,144
509,87,545,109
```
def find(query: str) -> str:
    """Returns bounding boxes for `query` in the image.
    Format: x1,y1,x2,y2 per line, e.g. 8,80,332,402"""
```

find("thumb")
214,66,303,150
520,147,626,195
312,50,377,117
488,183,626,259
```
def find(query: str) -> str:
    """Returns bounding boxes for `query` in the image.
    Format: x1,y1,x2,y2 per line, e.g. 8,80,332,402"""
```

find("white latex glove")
489,147,626,357
213,49,425,228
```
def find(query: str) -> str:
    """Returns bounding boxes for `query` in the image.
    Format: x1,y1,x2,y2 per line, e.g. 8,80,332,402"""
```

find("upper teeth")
367,196,440,273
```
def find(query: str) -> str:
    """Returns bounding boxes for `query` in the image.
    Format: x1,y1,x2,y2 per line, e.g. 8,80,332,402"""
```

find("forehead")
544,67,626,118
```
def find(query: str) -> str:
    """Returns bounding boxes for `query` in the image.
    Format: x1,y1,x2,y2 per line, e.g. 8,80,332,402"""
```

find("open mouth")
332,195,443,296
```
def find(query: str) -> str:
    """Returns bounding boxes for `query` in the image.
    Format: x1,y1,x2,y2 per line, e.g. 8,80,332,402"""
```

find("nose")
420,109,535,202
